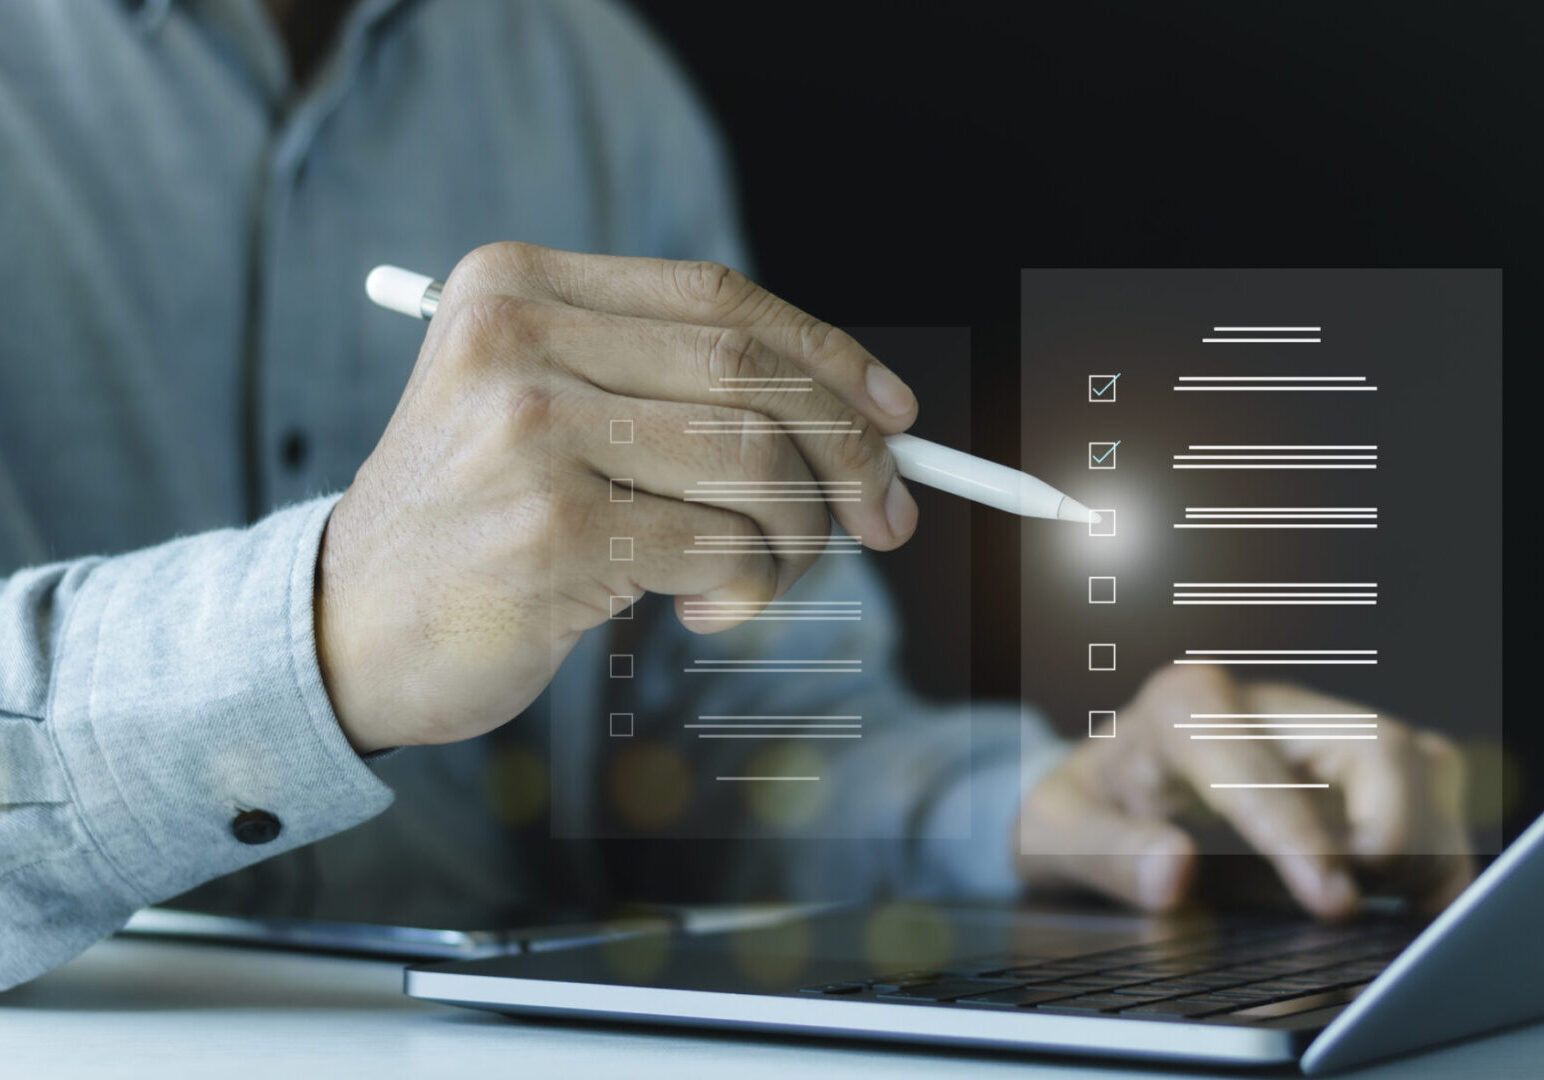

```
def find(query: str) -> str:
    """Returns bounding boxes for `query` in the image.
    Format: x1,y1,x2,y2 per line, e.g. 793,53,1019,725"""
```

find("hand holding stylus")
321,243,928,753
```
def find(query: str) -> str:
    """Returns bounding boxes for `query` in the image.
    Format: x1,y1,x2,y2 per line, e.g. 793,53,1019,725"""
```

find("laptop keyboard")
798,920,1413,1023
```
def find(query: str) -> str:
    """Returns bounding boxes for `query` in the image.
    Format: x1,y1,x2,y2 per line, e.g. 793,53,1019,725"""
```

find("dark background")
627,2,1531,840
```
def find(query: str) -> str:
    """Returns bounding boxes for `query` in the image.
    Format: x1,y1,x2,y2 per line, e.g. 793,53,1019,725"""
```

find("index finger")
1139,666,1360,918
449,243,920,433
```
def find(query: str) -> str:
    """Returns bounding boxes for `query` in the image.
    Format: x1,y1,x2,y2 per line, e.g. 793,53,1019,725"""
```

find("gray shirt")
0,0,1058,989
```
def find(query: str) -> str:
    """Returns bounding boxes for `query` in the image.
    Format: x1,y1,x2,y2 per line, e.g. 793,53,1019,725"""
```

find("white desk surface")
3,936,1542,1079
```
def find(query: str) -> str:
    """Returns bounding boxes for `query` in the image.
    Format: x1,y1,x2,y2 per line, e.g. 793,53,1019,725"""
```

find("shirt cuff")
47,495,395,905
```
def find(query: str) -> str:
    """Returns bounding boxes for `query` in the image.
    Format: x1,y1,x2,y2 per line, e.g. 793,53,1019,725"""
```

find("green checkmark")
1090,440,1121,464
1090,374,1122,397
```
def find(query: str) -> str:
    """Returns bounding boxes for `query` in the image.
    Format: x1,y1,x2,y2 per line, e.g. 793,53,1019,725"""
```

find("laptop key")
798,983,866,995
866,970,939,992
1223,985,1368,1020
1122,995,1240,1018
1126,979,1214,994
955,987,1084,1008
1018,974,1142,991
942,955,1036,977
1098,986,1179,1001
1032,994,1137,1014
875,978,1027,1003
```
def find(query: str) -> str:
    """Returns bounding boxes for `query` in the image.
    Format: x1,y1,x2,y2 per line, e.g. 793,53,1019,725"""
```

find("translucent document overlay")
549,328,973,839
1020,270,1502,859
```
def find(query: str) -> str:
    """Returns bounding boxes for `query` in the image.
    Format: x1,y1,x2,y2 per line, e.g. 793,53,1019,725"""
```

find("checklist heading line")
1203,325,1321,344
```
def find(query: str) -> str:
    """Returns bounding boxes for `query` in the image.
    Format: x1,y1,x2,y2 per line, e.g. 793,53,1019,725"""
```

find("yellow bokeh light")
729,915,813,986
862,902,953,974
607,741,692,831
482,743,549,826
741,743,829,829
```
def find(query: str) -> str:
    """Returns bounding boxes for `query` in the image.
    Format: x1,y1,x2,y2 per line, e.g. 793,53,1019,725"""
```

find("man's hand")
1016,665,1473,918
316,243,919,754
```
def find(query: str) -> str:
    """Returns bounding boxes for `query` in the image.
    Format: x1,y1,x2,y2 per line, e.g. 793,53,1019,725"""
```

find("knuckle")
794,316,852,370
675,260,750,308
834,427,885,478
444,242,547,303
733,421,790,480
449,295,552,367
514,483,595,551
1420,731,1464,772
1146,661,1233,705
545,486,594,539
1379,721,1413,754
506,487,560,550
700,326,762,384
444,243,501,293
496,380,557,444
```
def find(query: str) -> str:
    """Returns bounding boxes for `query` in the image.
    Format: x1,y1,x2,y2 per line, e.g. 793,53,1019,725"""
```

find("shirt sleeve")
0,495,394,989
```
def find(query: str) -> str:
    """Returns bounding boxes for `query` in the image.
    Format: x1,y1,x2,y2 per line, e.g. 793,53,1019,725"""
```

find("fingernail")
865,362,916,418
885,474,918,538
1139,847,1181,910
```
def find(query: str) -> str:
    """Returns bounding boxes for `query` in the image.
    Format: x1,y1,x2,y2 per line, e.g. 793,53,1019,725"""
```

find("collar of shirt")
120,0,414,111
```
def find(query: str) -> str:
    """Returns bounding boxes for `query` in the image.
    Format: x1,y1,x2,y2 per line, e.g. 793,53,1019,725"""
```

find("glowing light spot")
862,902,953,973
729,915,812,986
742,743,828,828
607,742,692,830
482,744,548,826
602,931,672,983
1461,738,1522,829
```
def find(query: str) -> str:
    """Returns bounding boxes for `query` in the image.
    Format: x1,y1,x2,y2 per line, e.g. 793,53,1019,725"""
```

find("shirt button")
279,429,310,471
231,809,283,845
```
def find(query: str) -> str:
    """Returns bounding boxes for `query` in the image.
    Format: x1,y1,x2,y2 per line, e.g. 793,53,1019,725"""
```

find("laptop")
402,812,1544,1073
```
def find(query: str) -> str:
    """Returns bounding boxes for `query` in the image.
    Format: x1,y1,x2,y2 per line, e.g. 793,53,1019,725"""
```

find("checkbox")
1088,509,1117,537
609,653,634,679
609,478,634,503
610,419,634,444
1088,576,1117,604
1088,643,1117,671
1088,374,1120,403
609,536,634,561
1088,710,1117,738
609,712,634,737
609,594,635,619
1088,440,1120,470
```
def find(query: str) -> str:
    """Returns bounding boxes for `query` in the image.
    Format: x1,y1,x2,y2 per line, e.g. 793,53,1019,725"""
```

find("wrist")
314,505,389,755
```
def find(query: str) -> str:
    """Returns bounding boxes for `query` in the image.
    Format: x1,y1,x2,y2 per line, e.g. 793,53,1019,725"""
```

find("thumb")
1020,803,1199,913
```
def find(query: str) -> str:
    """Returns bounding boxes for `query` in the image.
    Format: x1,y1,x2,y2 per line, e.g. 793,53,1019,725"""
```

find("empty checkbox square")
1088,509,1116,537
1088,710,1117,738
610,419,634,444
609,653,634,679
1088,576,1117,604
609,536,634,561
609,712,634,737
609,478,634,503
1088,643,1117,671
609,594,635,619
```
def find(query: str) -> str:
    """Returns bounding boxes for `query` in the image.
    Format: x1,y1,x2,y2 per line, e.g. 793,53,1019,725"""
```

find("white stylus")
366,265,1099,523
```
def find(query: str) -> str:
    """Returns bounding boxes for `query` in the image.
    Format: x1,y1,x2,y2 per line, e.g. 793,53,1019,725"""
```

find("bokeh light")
606,741,692,831
741,743,828,829
482,743,548,826
729,915,812,986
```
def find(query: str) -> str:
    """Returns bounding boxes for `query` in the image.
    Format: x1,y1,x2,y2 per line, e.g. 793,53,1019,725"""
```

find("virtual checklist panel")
550,328,974,839
1019,270,1501,856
